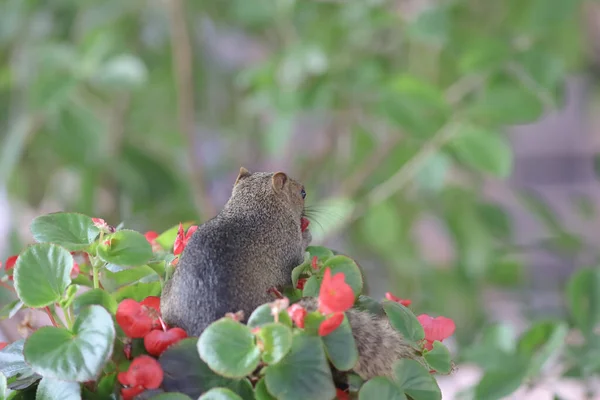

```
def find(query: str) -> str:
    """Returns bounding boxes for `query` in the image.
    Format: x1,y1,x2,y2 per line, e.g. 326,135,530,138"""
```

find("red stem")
0,281,15,291
44,307,59,327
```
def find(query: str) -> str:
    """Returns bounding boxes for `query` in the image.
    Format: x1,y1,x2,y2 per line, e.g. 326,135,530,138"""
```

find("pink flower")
385,292,412,307
287,304,307,328
144,231,162,252
417,314,456,350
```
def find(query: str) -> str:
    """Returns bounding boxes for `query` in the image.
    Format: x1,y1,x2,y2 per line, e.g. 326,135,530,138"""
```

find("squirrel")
160,168,422,386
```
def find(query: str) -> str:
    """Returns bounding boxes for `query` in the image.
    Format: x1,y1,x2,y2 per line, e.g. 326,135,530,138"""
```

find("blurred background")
1,0,600,398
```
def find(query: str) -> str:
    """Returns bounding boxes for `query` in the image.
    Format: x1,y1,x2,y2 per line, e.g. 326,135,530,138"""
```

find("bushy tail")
297,297,423,380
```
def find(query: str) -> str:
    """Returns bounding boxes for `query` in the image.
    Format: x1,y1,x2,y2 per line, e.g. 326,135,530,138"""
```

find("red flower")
385,292,412,307
4,255,18,281
144,327,188,356
296,278,307,290
144,231,162,252
118,355,163,399
287,304,307,328
116,299,154,338
417,314,456,351
301,217,310,233
92,218,113,233
318,312,344,336
311,256,319,270
0,342,7,351
140,296,162,329
318,268,354,315
70,261,80,279
336,388,349,400
173,223,198,255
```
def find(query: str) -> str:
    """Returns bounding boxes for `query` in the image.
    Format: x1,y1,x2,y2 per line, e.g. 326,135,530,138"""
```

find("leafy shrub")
0,212,455,400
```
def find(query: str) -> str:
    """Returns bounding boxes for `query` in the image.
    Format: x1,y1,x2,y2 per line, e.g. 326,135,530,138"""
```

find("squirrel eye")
300,188,306,199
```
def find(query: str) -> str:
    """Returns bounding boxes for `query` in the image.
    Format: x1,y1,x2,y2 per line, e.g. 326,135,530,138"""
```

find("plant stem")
92,266,99,289
44,306,63,328
63,307,74,328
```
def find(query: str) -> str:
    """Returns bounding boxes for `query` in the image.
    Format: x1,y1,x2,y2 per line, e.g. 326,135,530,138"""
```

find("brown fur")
299,297,424,381
161,168,311,335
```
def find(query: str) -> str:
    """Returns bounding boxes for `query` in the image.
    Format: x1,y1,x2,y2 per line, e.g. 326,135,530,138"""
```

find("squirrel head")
231,167,307,221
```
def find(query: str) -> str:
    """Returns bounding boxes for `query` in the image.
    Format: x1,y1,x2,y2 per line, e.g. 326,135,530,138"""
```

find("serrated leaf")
393,359,441,400
383,301,425,343
321,314,358,371
29,213,99,251
24,305,115,382
257,323,293,364
305,246,334,260
0,340,39,388
198,388,243,400
72,289,117,315
36,377,81,400
112,282,161,303
264,333,335,400
97,230,153,267
359,377,407,400
14,244,72,308
198,319,261,379
247,304,292,329
424,341,452,374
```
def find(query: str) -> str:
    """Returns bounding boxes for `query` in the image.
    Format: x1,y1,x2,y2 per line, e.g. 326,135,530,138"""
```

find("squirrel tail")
297,297,423,381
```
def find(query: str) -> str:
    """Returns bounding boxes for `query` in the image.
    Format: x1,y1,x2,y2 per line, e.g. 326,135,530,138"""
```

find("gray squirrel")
160,168,421,384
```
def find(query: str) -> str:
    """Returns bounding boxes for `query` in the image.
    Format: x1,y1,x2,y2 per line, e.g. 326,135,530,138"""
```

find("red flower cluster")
417,315,456,351
385,292,412,307
144,231,162,252
116,297,187,356
173,223,198,255
118,355,163,400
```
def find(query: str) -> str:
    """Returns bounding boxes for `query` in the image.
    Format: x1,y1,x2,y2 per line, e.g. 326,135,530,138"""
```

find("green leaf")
393,359,441,400
257,323,293,364
449,126,513,177
566,267,600,336
324,256,364,297
198,388,243,400
383,301,425,343
0,300,24,320
24,305,115,382
198,318,261,379
72,289,118,315
160,339,253,400
264,333,335,400
0,340,39,388
474,358,528,400
155,222,196,250
291,259,310,288
112,281,161,303
29,213,99,251
517,320,568,377
36,378,81,400
469,84,543,125
14,243,72,308
321,314,358,371
254,379,276,400
0,373,6,400
97,230,153,267
247,304,292,329
359,377,407,400
305,246,334,260
302,275,321,298
424,341,452,374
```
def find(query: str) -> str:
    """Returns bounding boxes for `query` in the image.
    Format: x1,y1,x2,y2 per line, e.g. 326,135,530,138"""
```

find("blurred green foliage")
1,0,599,397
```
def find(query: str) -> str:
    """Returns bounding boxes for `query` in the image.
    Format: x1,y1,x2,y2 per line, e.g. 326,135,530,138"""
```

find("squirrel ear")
235,167,251,186
272,172,288,191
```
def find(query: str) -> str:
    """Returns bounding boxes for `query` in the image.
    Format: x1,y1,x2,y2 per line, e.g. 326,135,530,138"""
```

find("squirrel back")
160,168,311,336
